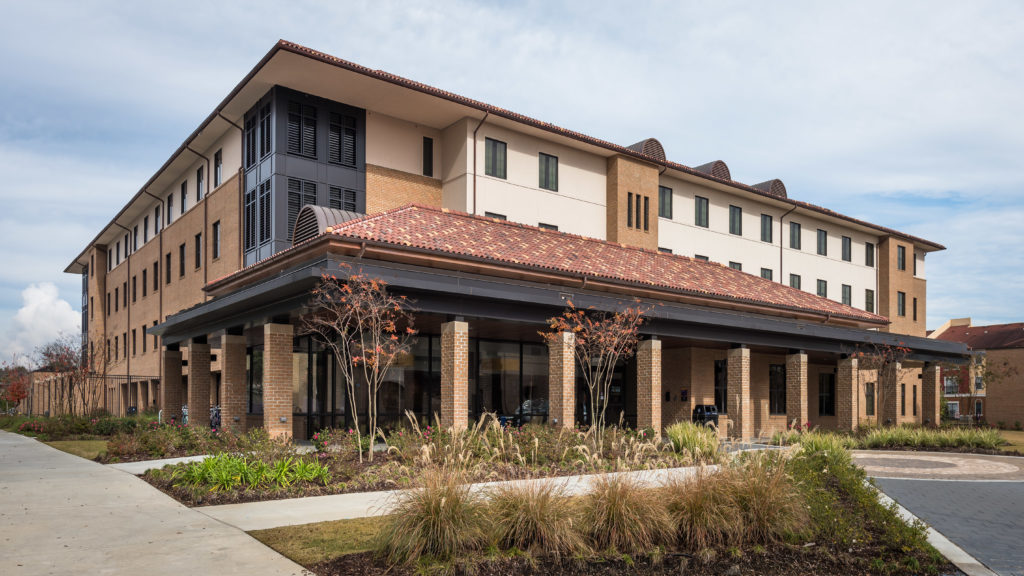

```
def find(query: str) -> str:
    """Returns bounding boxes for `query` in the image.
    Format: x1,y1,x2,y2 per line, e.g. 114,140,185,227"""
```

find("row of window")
483,137,560,192
710,361,838,417
105,320,159,363
483,211,559,231
895,291,920,321
246,101,359,169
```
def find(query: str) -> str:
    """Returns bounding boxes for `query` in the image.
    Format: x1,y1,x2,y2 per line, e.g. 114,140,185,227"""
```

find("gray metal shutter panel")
259,181,271,243
287,102,302,154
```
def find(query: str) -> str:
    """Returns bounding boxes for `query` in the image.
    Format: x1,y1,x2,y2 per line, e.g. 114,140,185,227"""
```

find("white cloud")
0,283,81,364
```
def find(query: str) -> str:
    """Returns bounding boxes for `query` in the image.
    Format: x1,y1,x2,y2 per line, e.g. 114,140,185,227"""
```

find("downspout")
471,112,489,215
778,206,797,284
186,146,212,298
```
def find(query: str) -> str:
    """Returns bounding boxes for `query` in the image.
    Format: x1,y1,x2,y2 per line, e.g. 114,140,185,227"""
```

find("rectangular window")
212,221,221,259
287,178,317,241
422,137,433,177
790,222,802,249
627,192,634,228
817,229,827,255
714,359,727,414
729,261,742,271
328,186,357,212
897,245,906,270
913,252,918,276
115,241,120,265
258,104,272,159
155,205,161,234
913,385,918,416
729,205,742,235
643,195,649,231
865,242,875,267
122,282,127,308
244,115,256,168
258,180,271,244
484,137,507,179
144,217,150,244
152,321,158,351
897,291,906,316
114,287,118,312
790,274,801,290
90,296,94,319
141,325,146,353
819,373,836,416
166,195,173,225
133,226,139,251
114,336,118,361
658,247,672,254
658,186,672,219
287,101,317,158
178,244,185,278
901,383,906,416
841,284,852,306
484,211,507,221
695,255,709,262
132,329,136,356
539,223,558,231
214,149,222,188
196,166,204,201
132,276,137,303
180,181,187,214
913,297,918,321
760,268,773,280
865,382,875,416
328,112,356,166
865,289,875,313
769,364,786,415
142,269,147,297
539,153,558,191
107,292,111,315
842,236,852,261
108,249,112,271
124,234,129,259
817,279,827,298
123,333,127,359
694,196,709,228
194,233,202,269
165,253,171,284
761,214,772,242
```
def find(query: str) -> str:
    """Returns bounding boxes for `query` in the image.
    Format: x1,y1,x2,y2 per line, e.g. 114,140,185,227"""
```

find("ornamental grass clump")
580,473,673,554
487,481,588,559
665,421,721,463
375,468,487,565
661,468,743,551
728,451,808,545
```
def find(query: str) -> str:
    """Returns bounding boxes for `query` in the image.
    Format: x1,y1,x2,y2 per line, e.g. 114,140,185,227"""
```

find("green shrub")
665,421,721,462
487,481,587,558
375,469,487,565
580,473,673,554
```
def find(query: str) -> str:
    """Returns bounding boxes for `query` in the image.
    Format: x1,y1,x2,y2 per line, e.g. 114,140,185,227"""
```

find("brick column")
922,363,940,428
263,323,294,439
785,352,808,429
547,331,575,428
441,320,469,431
636,339,662,438
188,340,212,428
837,357,859,431
879,361,901,426
727,347,752,440
160,346,183,423
221,335,247,434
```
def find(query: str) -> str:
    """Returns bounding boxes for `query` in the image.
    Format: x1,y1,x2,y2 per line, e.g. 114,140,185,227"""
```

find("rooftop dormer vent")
626,138,666,162
693,160,732,181
752,179,788,199
293,205,363,246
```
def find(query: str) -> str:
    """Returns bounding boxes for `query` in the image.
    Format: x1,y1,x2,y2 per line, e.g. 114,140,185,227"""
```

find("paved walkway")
0,431,305,575
854,450,1024,576
200,464,716,531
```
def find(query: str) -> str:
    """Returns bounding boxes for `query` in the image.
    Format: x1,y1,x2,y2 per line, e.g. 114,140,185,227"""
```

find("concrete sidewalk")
0,431,305,575
199,463,716,531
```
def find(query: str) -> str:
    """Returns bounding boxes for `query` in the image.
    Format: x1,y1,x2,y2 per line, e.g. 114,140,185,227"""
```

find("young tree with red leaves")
0,359,30,414
303,267,416,462
541,301,644,452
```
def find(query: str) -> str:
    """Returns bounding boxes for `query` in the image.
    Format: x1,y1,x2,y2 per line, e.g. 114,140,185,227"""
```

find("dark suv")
691,404,719,428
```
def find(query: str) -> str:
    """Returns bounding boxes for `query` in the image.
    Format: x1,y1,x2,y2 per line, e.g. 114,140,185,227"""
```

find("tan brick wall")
220,335,247,434
159,348,183,422
983,348,1024,426
878,237,927,337
786,353,809,429
750,353,789,437
727,347,752,439
606,155,659,250
878,362,901,426
365,164,442,214
921,364,940,427
188,342,211,428
441,321,469,430
263,323,294,439
636,339,662,437
836,357,858,431
661,347,692,425
546,331,575,428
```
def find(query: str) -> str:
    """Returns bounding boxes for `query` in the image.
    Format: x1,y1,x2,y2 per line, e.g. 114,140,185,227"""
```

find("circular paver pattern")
852,450,1024,480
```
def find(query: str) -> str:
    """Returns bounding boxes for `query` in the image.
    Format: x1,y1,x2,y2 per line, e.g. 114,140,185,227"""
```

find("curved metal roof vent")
626,138,666,162
693,160,732,181
752,179,788,199
293,205,363,246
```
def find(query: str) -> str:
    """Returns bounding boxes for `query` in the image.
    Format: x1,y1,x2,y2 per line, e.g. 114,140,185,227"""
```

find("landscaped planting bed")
253,440,953,576
771,424,1017,454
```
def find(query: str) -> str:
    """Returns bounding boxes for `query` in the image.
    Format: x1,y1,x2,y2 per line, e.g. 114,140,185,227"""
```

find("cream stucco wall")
366,111,442,178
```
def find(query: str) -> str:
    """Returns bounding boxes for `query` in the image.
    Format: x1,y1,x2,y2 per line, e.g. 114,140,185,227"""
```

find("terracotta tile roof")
935,323,1024,350
323,204,887,324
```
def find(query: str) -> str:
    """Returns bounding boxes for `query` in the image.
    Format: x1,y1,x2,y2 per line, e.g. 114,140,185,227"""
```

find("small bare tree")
35,335,104,416
541,301,644,453
303,267,416,462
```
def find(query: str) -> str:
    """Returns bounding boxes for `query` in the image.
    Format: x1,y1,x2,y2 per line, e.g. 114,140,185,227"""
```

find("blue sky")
1,0,1023,360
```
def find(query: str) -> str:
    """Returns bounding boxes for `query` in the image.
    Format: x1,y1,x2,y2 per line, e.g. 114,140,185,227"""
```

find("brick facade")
220,335,247,434
263,323,294,439
836,357,858,431
159,348,183,422
605,155,659,251
440,321,468,430
727,347,752,439
878,361,901,425
985,348,1024,427
187,341,212,428
785,352,808,428
365,164,442,214
922,363,940,427
636,339,662,437
546,331,575,428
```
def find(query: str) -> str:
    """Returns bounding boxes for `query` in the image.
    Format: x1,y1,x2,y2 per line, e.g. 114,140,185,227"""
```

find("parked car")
692,404,719,428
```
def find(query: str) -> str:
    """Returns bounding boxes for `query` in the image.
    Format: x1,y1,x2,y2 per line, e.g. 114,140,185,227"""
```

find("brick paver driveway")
854,450,1024,576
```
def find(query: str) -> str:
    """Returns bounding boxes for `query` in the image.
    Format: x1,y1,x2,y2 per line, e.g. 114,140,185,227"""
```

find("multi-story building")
62,41,964,439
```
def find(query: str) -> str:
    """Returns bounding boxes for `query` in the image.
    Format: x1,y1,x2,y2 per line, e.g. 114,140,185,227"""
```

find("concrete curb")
106,454,213,474
875,489,998,576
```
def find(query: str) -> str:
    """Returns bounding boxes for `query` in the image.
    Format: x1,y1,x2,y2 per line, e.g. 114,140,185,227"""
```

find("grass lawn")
46,439,108,460
999,429,1024,453
249,516,382,566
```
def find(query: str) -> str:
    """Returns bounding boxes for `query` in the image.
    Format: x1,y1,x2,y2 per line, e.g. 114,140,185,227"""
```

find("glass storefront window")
246,347,263,414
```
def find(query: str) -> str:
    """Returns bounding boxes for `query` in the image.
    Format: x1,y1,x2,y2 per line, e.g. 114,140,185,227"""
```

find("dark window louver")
287,101,317,157
258,180,271,244
244,189,256,250
259,104,272,158
287,178,316,241
293,209,320,245
328,186,357,212
328,113,356,166
244,116,257,168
